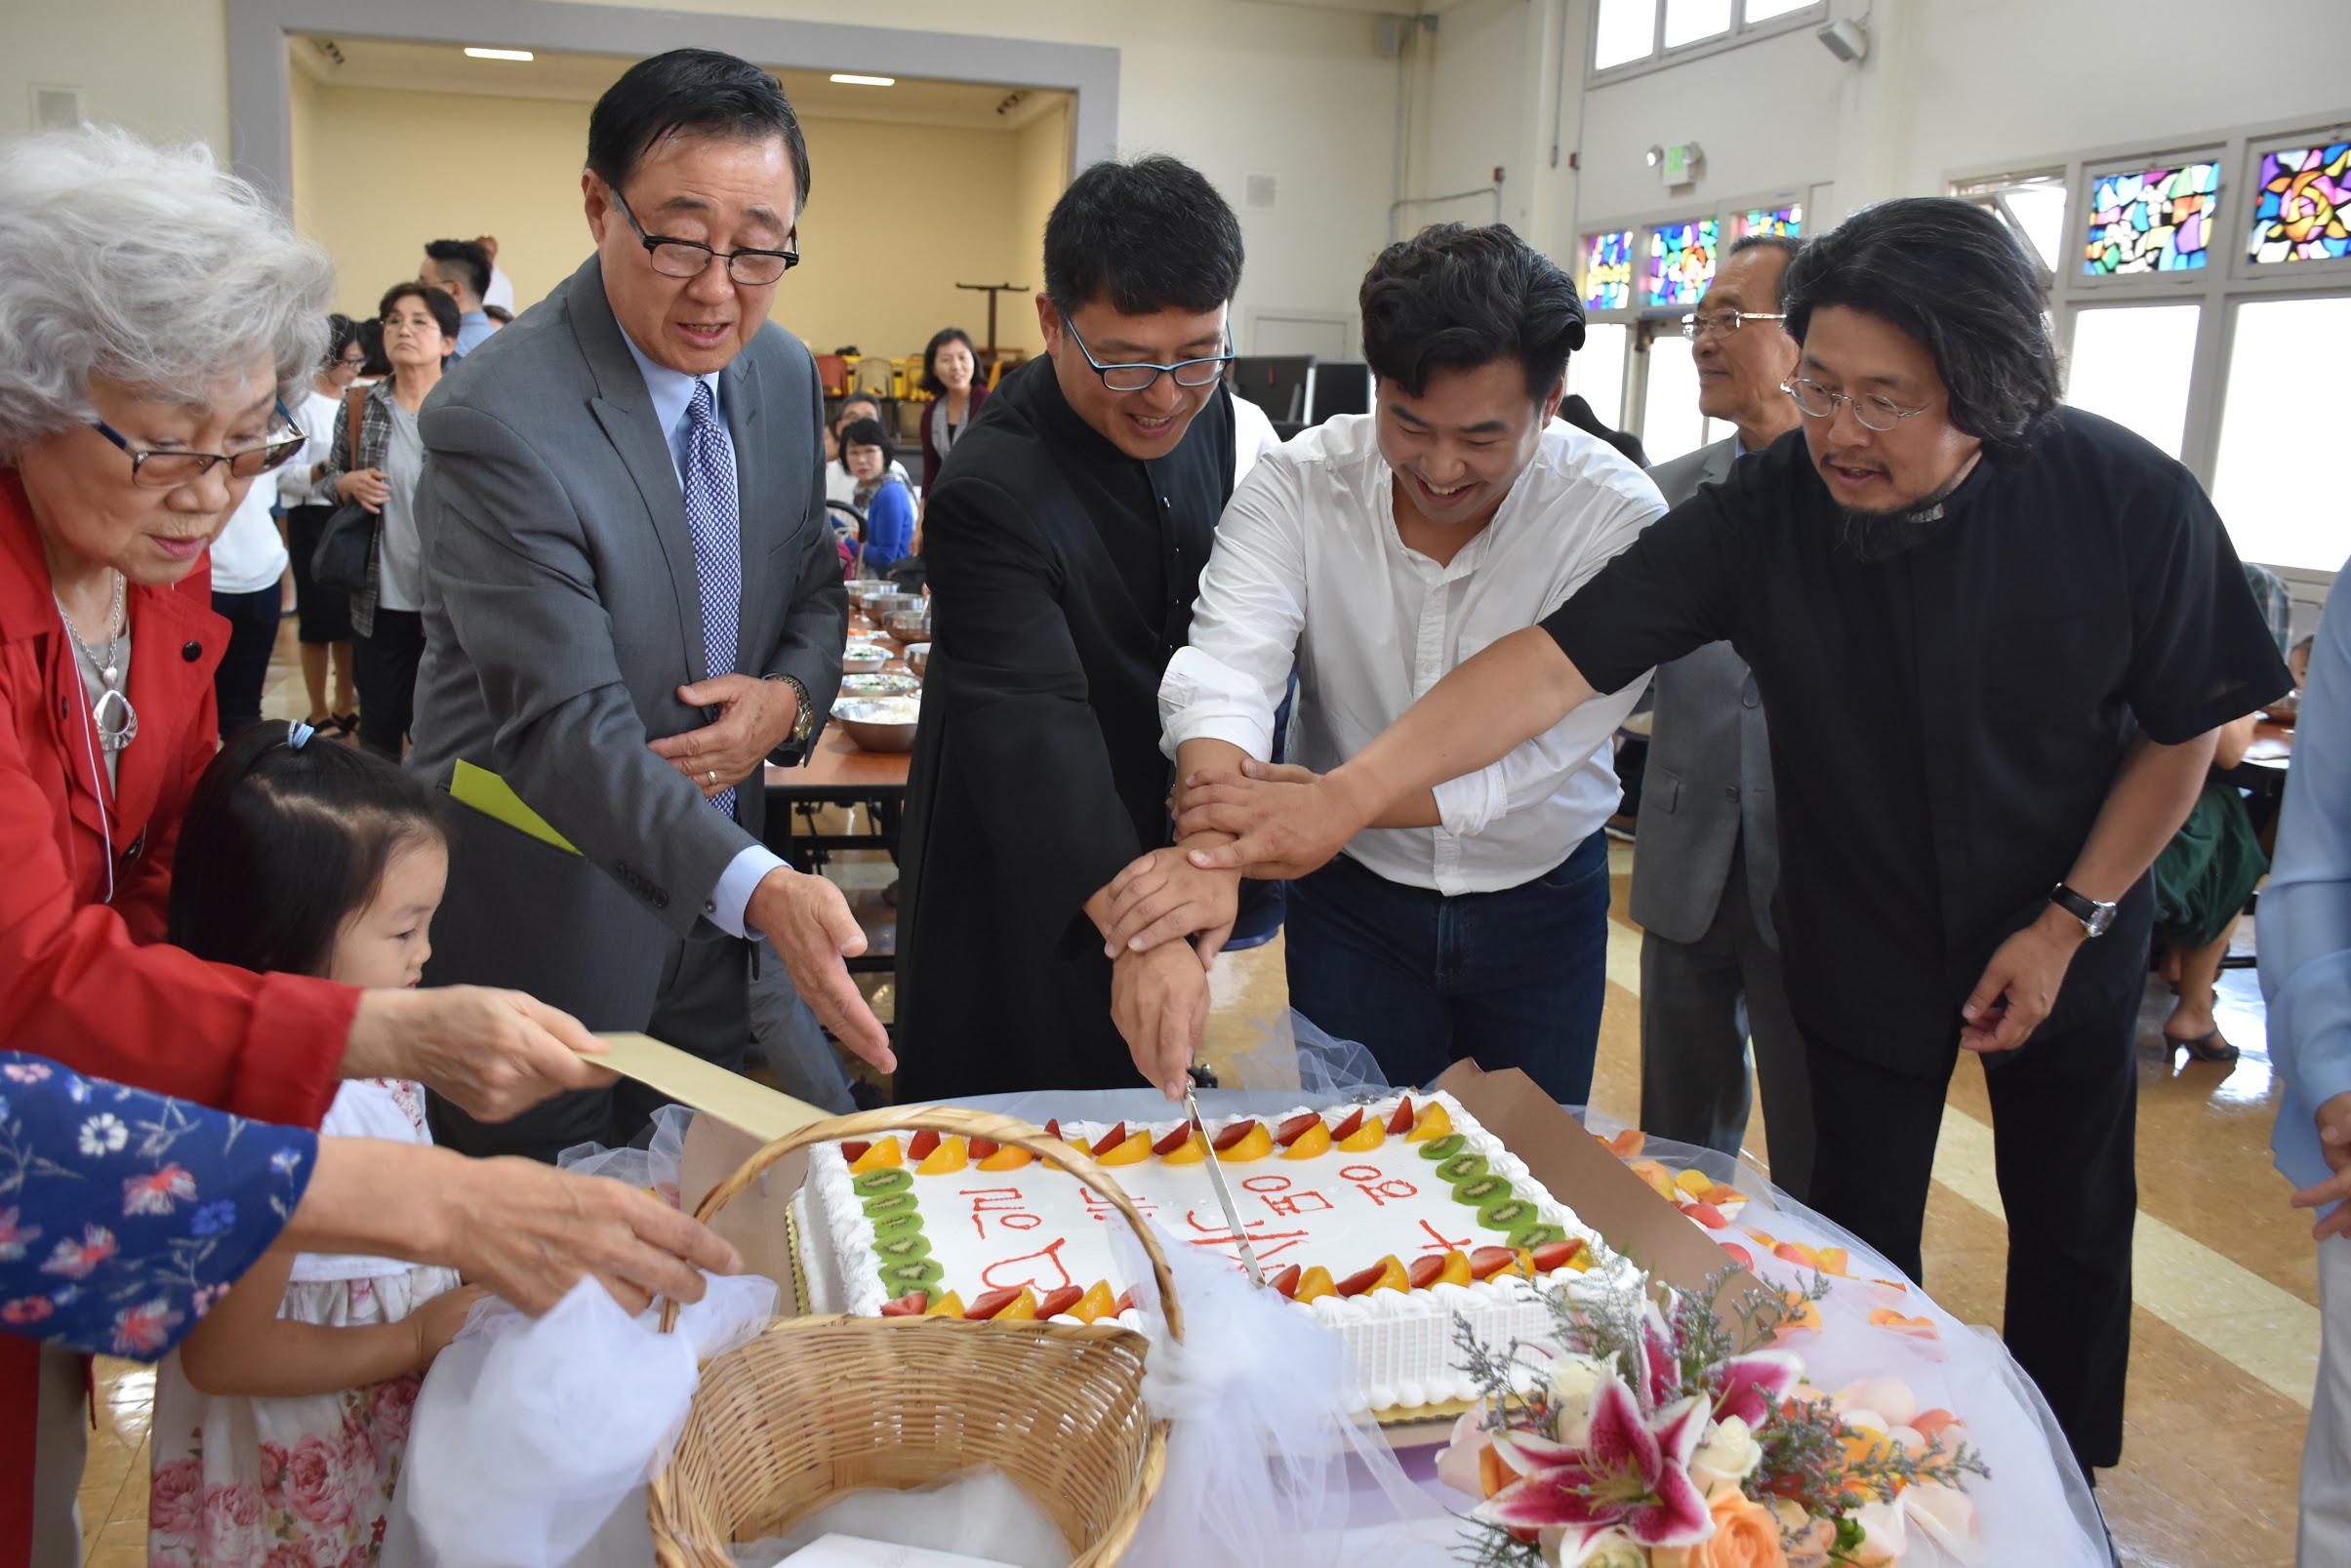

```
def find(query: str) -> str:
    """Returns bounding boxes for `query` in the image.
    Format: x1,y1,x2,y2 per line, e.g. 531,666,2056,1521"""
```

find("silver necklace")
54,573,138,752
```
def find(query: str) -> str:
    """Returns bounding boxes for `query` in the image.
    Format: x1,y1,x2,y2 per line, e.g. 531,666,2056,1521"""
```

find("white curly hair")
0,127,335,460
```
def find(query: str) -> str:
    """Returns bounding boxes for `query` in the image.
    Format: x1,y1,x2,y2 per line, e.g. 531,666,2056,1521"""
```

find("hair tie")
287,719,316,751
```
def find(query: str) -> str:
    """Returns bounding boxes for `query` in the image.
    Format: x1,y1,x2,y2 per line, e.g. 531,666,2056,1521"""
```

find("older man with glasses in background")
1172,197,2290,1481
1633,231,1816,1202
407,48,890,1164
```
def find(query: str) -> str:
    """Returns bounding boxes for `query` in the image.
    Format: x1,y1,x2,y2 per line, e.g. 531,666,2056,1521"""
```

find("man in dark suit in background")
1633,232,1816,1200
410,50,890,1160
894,156,1245,1103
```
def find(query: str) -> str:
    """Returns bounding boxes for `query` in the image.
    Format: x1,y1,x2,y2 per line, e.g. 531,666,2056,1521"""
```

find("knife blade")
1185,1085,1265,1286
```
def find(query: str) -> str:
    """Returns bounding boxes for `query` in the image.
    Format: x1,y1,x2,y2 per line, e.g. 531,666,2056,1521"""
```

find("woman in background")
917,327,986,497
320,283,457,758
281,315,363,734
839,416,915,573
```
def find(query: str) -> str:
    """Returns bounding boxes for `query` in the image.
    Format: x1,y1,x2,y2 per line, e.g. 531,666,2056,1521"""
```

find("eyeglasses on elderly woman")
88,400,307,489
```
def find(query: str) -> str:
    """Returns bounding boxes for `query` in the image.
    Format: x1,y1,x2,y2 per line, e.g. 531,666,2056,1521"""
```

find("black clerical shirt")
1545,409,2289,1071
895,356,1237,1097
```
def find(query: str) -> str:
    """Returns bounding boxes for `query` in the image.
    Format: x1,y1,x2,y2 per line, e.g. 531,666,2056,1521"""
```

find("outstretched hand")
1173,759,1364,881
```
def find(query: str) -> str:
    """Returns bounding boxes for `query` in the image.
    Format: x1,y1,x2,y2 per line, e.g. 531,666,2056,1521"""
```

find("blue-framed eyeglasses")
1057,306,1235,392
92,399,305,490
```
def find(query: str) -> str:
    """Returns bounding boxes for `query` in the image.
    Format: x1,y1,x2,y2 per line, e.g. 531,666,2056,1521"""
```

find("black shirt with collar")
895,355,1237,1097
1544,409,2290,1070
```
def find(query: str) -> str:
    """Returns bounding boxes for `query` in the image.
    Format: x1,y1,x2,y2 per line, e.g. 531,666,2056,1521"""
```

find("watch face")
2087,904,2116,937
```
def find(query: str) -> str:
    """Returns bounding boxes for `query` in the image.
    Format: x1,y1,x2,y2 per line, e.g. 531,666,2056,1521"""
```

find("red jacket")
0,471,357,1564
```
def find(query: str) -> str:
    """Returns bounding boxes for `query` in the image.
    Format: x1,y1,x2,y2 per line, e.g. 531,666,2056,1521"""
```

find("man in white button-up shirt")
1110,225,1665,1102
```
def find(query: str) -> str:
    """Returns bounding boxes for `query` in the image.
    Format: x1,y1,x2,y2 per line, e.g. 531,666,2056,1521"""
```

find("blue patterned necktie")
682,378,742,817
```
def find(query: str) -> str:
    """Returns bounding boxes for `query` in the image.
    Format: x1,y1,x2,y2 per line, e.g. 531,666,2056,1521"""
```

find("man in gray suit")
1632,231,1815,1200
409,50,890,1160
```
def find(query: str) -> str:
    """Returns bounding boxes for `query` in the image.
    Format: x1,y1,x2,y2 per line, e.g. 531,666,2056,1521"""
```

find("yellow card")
450,760,579,855
590,1032,831,1143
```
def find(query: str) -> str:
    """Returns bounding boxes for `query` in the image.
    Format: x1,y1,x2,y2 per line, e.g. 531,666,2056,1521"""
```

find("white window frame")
1571,188,1811,461
1587,0,1829,86
1950,111,2351,585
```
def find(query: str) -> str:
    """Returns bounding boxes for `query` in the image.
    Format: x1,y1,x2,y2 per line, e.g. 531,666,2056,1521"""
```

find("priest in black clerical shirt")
1155,199,2290,1482
894,156,1245,1102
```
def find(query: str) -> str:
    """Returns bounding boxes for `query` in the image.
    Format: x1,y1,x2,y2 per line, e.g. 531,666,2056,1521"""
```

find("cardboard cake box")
671,1058,1773,1438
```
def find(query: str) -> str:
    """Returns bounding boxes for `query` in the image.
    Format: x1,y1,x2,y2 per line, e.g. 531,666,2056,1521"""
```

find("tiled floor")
84,627,2314,1564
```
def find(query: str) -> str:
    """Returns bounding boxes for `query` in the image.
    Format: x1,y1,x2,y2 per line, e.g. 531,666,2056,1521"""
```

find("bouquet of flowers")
1438,1269,1989,1567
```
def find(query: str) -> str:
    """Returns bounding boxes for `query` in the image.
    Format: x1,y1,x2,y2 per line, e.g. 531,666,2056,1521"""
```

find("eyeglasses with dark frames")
1781,378,1931,433
1057,306,1235,392
610,187,799,287
91,400,306,490
1680,308,1787,342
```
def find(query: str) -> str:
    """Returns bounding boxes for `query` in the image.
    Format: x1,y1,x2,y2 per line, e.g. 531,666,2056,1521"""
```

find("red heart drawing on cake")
981,1238,1074,1293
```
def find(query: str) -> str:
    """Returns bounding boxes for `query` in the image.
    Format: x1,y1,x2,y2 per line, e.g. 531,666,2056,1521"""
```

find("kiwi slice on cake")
1508,1221,1568,1251
871,1212,924,1242
1417,1133,1467,1162
1451,1173,1513,1207
878,1258,945,1295
853,1168,913,1197
874,1231,933,1264
1476,1196,1538,1232
1435,1151,1489,1185
862,1191,918,1221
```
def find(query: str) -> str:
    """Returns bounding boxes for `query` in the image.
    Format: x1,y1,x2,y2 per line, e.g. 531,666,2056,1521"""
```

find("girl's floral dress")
149,1080,462,1568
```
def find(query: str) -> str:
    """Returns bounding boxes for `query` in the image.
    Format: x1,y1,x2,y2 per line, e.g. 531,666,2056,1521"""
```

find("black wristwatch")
2048,882,2117,939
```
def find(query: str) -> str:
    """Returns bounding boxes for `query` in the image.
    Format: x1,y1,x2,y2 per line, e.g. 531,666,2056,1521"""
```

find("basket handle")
663,1105,1186,1343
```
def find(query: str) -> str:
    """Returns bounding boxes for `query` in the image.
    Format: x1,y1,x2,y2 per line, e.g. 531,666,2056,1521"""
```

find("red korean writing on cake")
960,1185,1043,1237
1338,1164,1420,1208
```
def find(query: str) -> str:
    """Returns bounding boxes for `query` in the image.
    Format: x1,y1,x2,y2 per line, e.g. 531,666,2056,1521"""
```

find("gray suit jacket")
407,255,846,1027
1626,436,1780,946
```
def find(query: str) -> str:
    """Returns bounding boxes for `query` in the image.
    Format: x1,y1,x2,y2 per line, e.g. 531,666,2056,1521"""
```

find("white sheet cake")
790,1091,1642,1412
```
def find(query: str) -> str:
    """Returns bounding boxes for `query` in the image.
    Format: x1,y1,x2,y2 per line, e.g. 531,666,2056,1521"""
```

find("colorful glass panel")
1736,205,1804,239
1582,230,1636,311
2082,162,2218,274
1645,220,1719,307
2249,142,2351,264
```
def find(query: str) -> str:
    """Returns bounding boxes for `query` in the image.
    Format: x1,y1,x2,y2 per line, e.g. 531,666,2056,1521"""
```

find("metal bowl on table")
883,608,932,643
832,696,923,752
838,671,921,699
840,643,888,674
849,582,899,611
903,641,930,678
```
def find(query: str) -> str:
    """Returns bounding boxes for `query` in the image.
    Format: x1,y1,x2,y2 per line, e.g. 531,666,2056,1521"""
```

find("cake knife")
1184,1085,1266,1287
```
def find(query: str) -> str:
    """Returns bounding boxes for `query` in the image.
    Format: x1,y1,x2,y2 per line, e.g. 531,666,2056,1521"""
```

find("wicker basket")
648,1106,1185,1568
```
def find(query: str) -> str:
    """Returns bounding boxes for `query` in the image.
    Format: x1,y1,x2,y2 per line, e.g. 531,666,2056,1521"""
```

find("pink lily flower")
1707,1348,1804,1427
1475,1371,1715,1549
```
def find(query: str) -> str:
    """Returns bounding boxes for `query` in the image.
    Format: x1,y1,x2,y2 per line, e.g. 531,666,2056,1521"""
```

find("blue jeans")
1283,831,1611,1105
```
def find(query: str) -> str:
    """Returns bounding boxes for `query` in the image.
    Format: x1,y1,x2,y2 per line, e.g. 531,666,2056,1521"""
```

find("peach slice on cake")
923,1290,966,1318
977,1146,1034,1172
1292,1266,1337,1305
1404,1102,1453,1145
1336,1111,1387,1152
1070,1281,1118,1324
1213,1120,1274,1162
1096,1130,1154,1166
1280,1120,1334,1161
847,1137,903,1173
1159,1128,1210,1164
915,1136,969,1177
1338,1256,1408,1297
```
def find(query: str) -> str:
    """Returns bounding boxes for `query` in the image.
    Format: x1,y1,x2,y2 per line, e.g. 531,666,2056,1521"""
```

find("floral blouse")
0,1052,315,1360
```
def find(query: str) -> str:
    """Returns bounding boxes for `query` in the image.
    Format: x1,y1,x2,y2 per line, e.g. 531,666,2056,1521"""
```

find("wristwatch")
764,673,818,763
2048,882,2117,939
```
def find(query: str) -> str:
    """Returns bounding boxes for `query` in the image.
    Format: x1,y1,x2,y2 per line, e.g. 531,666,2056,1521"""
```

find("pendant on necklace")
91,687,139,752
101,663,118,686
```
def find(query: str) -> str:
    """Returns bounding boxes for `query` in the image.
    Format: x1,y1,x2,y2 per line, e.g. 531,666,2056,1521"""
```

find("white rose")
1689,1415,1763,1491
1544,1525,1646,1568
1548,1353,1611,1447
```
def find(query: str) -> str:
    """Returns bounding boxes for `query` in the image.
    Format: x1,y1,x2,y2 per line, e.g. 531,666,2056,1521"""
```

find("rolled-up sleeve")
1159,455,1309,761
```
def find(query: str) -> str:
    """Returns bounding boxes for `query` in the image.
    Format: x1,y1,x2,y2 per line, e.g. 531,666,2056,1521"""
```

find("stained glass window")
2082,162,2219,274
1645,220,1719,307
1582,230,1637,311
2248,142,2351,265
1736,205,1804,239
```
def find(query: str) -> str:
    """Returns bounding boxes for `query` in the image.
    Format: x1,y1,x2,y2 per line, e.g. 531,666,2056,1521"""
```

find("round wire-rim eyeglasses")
1780,377,1930,433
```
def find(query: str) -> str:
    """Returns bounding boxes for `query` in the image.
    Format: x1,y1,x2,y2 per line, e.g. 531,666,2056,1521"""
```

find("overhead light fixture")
464,47,535,61
1815,19,1869,62
830,73,896,87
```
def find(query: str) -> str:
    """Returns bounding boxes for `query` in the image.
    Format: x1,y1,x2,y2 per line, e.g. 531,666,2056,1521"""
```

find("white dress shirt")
618,331,786,941
208,467,288,594
1160,412,1666,897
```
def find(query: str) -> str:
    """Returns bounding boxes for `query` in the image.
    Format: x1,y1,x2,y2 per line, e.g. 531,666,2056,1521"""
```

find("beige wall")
3,0,230,150
285,80,1051,358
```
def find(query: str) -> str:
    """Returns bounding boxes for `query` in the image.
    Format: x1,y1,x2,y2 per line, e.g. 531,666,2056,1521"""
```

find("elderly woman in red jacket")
0,128,738,1565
